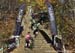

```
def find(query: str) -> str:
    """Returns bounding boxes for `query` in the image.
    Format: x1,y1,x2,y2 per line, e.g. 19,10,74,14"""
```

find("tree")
54,0,75,50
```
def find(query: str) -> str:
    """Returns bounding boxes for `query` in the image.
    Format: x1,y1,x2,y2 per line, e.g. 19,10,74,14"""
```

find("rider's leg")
25,40,29,47
25,43,27,47
25,40,27,47
34,29,38,38
28,43,30,47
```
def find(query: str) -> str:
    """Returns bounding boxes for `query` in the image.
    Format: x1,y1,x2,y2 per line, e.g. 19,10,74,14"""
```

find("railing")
14,4,25,36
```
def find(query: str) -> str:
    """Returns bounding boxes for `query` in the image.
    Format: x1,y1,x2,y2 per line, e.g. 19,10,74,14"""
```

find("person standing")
25,32,31,48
